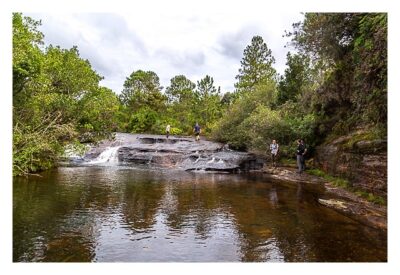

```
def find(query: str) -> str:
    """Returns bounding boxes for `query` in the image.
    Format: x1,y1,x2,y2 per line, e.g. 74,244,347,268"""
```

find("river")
13,165,386,262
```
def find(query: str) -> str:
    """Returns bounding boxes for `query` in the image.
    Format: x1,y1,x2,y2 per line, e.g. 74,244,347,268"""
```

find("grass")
355,190,386,205
307,168,351,188
306,168,386,205
279,158,297,166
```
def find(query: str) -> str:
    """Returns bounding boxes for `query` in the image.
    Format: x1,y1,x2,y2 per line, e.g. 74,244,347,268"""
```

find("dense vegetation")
13,13,387,176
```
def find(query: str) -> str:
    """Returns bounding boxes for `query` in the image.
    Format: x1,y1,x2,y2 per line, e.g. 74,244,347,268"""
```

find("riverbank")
259,165,387,231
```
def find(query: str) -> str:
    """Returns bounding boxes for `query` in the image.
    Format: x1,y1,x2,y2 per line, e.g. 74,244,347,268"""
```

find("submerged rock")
318,199,348,209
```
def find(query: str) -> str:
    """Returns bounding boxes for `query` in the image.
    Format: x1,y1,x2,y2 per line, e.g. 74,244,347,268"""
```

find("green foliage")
128,107,159,133
77,87,120,139
355,191,386,205
13,114,77,176
13,13,44,100
13,13,118,176
235,35,276,93
119,70,166,111
43,45,102,96
307,169,351,188
118,70,169,134
195,75,222,132
287,13,387,138
277,52,315,105
165,75,196,103
212,81,279,150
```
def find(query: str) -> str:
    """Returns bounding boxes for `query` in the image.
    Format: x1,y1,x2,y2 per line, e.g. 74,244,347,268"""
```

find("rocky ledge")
260,166,387,231
81,133,265,172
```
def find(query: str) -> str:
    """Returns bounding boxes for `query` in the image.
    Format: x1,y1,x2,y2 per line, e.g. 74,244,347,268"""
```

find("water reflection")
13,167,387,262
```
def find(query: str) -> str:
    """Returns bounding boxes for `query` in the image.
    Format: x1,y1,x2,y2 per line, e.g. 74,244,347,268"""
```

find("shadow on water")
13,167,387,262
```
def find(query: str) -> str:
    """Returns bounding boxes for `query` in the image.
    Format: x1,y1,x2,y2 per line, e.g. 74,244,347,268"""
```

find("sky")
26,12,304,94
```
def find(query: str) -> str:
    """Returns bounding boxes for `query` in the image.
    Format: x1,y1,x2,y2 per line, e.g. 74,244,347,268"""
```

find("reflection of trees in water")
216,182,279,261
121,179,165,231
14,169,386,262
212,180,325,262
161,173,220,239
13,170,110,262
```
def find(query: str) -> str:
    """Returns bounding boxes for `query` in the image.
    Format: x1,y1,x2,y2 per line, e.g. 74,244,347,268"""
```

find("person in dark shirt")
296,139,307,173
300,139,307,170
193,123,201,141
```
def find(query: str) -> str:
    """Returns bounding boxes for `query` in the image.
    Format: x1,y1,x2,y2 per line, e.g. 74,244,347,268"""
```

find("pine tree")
234,35,276,93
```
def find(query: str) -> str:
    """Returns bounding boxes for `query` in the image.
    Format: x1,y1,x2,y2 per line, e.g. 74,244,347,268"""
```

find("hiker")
193,122,201,141
300,139,307,170
269,139,279,167
296,139,307,174
166,124,171,139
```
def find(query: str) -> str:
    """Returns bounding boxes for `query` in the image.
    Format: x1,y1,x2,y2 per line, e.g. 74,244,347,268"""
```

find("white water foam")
88,146,120,164
207,157,215,164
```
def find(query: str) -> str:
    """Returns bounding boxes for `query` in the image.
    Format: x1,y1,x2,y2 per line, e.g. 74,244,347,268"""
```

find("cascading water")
74,133,263,171
88,146,120,164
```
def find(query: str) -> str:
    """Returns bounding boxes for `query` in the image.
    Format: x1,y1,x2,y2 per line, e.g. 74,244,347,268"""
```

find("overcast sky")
26,12,304,94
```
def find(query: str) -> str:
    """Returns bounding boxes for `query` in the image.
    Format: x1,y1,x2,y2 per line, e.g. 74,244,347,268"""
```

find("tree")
234,35,276,93
119,70,166,111
12,13,117,175
119,70,167,133
78,87,120,137
43,45,102,97
12,13,44,102
287,13,387,136
165,75,196,103
277,52,313,105
164,75,197,133
195,75,221,131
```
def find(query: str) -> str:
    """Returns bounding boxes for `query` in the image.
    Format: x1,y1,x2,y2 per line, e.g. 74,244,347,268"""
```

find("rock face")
314,130,387,197
81,133,264,172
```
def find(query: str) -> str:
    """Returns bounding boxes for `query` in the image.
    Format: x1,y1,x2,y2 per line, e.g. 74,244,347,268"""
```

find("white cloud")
26,11,304,94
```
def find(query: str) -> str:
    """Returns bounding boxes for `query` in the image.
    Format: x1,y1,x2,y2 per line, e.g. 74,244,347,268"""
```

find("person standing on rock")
296,139,307,173
193,122,201,141
269,139,279,168
300,139,307,170
166,124,171,139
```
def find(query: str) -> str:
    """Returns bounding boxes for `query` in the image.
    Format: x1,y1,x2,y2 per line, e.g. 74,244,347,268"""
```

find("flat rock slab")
82,133,264,172
261,166,387,230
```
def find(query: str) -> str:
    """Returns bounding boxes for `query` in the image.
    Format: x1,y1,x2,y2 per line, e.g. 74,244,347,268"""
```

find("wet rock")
261,166,387,230
81,133,264,172
261,167,326,185
318,199,348,209
318,188,387,231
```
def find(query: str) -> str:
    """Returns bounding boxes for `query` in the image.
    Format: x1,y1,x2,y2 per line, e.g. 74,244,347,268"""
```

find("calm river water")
13,166,387,262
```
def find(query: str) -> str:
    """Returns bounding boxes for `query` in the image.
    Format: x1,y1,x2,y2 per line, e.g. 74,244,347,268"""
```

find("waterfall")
88,146,120,164
147,150,158,165
207,157,215,164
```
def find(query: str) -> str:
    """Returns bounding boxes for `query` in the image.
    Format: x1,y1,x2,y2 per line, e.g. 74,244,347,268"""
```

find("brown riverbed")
13,166,387,262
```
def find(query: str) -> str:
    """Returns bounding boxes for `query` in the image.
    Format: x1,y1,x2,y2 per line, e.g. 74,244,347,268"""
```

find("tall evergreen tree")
234,35,276,93
195,75,221,130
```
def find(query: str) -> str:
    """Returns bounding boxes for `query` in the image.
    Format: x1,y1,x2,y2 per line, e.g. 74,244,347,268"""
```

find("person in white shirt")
269,139,279,168
166,124,171,139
